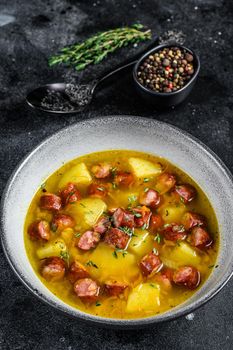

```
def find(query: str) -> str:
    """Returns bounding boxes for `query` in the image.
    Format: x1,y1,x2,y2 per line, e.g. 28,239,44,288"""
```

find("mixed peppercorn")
137,46,195,93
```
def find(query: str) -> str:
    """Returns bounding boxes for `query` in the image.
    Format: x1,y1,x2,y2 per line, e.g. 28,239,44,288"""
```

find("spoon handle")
93,35,159,92
96,60,137,88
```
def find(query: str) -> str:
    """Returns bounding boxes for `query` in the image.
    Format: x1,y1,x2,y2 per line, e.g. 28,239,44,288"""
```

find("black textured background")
0,1,233,349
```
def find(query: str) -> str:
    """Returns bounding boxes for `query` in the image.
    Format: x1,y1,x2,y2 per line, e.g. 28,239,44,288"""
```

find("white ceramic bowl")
1,116,233,328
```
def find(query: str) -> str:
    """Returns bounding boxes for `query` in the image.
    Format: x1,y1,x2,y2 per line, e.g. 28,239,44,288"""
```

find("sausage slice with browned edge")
28,220,50,241
41,257,65,282
74,278,100,302
140,251,163,277
105,281,128,296
112,208,135,228
68,261,89,283
139,189,161,208
173,266,201,289
76,231,100,251
51,214,75,232
59,182,82,206
104,228,130,249
39,193,62,211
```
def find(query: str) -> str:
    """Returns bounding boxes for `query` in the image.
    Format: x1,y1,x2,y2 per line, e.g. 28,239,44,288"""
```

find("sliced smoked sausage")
114,172,134,187
51,214,75,232
160,223,187,241
41,257,65,282
112,208,134,228
139,189,161,208
104,228,130,249
74,278,100,302
156,172,176,193
59,182,81,206
173,266,200,289
133,206,151,228
28,220,50,241
189,227,212,249
91,162,111,179
68,261,89,283
88,183,108,198
105,281,128,296
39,193,62,211
140,251,163,277
93,216,111,235
175,184,196,203
76,231,100,251
181,211,206,230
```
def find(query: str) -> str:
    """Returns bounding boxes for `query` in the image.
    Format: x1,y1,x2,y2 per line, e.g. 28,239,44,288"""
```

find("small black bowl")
133,43,200,108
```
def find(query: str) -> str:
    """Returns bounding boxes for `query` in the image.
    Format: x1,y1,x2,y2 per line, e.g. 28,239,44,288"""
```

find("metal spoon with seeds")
26,37,161,114
26,60,138,114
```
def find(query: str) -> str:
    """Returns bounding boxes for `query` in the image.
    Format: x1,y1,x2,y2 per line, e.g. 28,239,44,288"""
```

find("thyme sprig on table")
49,24,151,71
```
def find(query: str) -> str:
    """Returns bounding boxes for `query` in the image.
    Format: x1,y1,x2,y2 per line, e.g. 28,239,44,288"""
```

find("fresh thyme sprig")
49,24,151,71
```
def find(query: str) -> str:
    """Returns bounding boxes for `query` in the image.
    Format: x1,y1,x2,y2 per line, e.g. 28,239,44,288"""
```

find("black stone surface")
0,0,233,349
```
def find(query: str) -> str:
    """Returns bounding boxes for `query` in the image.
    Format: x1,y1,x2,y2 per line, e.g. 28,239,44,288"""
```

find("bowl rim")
133,43,200,97
1,115,233,328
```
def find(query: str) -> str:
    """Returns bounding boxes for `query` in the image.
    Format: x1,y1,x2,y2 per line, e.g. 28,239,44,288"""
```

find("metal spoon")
26,37,159,114
26,60,138,114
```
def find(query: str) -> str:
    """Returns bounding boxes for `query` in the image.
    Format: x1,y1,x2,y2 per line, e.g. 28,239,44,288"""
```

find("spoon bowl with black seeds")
133,43,200,107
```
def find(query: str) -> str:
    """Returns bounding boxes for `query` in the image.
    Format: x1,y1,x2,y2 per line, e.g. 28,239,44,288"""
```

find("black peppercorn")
137,47,195,93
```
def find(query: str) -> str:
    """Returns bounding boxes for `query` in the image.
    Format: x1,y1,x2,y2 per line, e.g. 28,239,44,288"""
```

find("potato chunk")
129,157,162,178
159,204,186,223
37,238,67,259
58,163,92,188
161,242,201,269
61,228,74,245
67,198,107,228
110,191,139,208
126,283,160,313
128,229,153,257
86,242,140,284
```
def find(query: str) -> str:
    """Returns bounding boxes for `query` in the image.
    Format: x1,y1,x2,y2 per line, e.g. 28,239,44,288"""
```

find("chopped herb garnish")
74,232,81,238
51,223,57,232
112,250,118,259
40,182,46,190
150,283,158,288
134,212,142,218
154,234,161,244
143,178,150,183
119,226,133,236
144,187,149,192
112,182,117,189
176,240,181,247
128,195,137,205
80,203,86,208
132,232,138,237
111,167,117,176
86,260,98,268
180,197,185,203
87,210,94,215
114,248,128,257
60,251,69,261
152,247,159,255
67,191,75,201
141,223,147,230
95,301,101,306
208,264,214,269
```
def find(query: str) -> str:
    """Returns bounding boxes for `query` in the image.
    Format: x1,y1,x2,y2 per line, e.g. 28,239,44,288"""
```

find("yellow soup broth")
24,150,219,319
